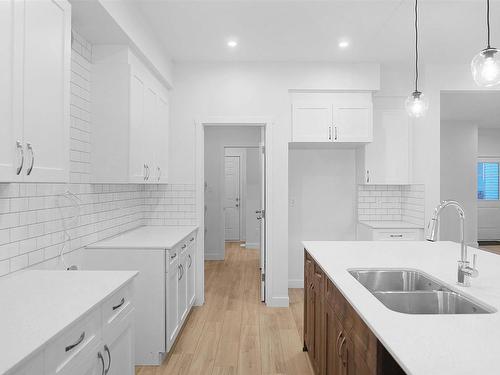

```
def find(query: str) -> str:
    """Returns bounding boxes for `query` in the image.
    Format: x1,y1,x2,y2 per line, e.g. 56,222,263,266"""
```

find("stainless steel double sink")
348,269,495,314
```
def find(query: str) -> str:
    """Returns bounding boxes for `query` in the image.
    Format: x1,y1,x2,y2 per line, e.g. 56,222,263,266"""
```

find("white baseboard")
266,295,290,307
204,252,224,260
288,279,304,288
245,242,259,249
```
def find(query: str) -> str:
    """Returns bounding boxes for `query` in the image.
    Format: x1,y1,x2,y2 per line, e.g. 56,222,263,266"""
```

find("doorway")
202,124,267,302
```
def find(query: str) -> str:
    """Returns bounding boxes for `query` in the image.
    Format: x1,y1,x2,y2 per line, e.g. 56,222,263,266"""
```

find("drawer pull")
190,237,194,242
104,345,111,374
390,234,403,238
182,244,187,250
65,332,85,352
112,298,125,311
170,252,177,259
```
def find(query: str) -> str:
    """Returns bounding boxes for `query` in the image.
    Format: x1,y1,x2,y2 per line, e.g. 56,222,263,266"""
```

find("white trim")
195,116,274,306
288,279,304,288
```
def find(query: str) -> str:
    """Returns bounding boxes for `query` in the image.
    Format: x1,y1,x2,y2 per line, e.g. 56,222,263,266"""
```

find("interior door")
258,141,266,302
21,0,70,182
224,155,241,241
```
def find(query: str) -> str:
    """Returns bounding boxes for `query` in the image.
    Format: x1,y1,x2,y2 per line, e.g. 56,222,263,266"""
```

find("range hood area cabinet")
291,92,373,143
0,0,71,183
91,46,169,184
357,106,412,185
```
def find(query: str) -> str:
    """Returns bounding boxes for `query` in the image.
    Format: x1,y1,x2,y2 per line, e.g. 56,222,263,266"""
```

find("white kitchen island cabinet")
0,270,137,375
0,0,71,183
84,226,198,366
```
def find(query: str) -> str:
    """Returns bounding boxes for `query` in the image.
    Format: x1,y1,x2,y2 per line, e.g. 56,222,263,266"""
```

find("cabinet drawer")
372,229,421,241
102,283,133,332
45,307,102,374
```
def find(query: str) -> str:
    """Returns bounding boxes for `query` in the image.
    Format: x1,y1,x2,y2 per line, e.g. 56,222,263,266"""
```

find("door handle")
26,143,34,175
16,141,24,175
104,345,111,374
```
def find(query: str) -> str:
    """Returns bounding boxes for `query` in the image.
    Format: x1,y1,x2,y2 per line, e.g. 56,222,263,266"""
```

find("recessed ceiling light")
338,40,349,49
227,40,238,48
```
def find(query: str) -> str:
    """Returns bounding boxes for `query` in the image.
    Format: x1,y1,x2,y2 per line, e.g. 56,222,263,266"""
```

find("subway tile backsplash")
358,184,425,226
0,31,196,277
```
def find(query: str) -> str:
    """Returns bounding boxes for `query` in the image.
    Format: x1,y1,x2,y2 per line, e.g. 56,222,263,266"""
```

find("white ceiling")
135,0,500,63
441,91,500,127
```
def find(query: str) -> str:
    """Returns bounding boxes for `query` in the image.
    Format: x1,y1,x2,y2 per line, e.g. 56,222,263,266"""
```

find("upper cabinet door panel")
292,104,331,142
156,96,169,182
21,0,70,182
129,71,146,182
334,93,373,143
0,0,21,182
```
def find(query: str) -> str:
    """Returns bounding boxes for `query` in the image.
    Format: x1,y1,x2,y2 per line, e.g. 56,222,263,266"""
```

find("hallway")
136,242,313,375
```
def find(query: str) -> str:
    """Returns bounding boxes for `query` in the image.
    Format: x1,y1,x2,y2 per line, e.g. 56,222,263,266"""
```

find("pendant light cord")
414,0,419,92
487,0,491,49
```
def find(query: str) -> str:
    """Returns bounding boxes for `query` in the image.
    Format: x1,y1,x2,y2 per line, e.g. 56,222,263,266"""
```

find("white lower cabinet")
356,223,424,241
85,229,198,365
8,282,135,375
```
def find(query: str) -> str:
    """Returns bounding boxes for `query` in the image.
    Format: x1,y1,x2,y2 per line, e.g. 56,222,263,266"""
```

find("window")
478,162,499,200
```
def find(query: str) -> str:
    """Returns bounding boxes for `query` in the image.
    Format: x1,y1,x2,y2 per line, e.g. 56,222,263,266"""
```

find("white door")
59,348,103,375
103,310,135,375
224,156,241,241
21,0,70,182
129,71,146,182
0,0,21,182
292,103,332,142
166,266,179,351
178,254,188,322
258,141,266,302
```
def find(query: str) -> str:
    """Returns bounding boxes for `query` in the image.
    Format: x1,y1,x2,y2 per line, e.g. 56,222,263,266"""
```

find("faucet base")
457,260,471,287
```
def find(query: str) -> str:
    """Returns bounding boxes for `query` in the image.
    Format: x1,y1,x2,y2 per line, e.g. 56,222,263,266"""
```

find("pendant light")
405,0,429,118
471,0,500,87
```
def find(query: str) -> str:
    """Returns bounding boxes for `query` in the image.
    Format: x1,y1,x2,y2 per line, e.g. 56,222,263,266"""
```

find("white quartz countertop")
358,220,424,229
86,225,198,250
302,241,500,375
0,270,137,375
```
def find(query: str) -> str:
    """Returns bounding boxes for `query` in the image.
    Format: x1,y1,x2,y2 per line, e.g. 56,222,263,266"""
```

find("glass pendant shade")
471,48,500,87
405,91,429,118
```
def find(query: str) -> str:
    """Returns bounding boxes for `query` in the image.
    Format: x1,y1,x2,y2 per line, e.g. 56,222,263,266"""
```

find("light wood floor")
136,242,313,375
481,245,500,255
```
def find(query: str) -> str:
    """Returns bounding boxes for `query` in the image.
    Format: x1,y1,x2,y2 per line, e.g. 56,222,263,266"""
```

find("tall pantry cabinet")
0,0,71,183
92,46,169,183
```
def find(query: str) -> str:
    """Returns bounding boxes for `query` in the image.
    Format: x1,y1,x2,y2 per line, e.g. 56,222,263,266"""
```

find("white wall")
440,121,478,246
288,148,357,287
479,128,500,157
170,61,380,306
204,126,261,260
245,148,261,249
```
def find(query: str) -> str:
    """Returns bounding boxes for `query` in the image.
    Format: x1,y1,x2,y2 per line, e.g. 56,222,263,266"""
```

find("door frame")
195,117,273,306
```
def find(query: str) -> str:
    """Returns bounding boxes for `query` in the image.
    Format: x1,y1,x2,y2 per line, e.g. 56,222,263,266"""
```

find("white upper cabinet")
0,0,70,183
357,98,411,185
92,46,169,183
291,92,373,144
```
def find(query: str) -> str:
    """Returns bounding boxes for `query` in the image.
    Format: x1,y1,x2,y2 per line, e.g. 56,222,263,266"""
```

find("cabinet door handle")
143,164,147,181
157,166,161,181
335,331,343,357
182,244,187,250
146,164,150,180
366,170,370,183
112,297,125,311
26,143,34,175
338,336,346,359
170,252,177,260
188,254,192,268
328,126,332,141
65,332,85,352
16,141,24,175
334,126,338,141
104,345,111,374
178,265,182,280
98,351,105,375
190,237,195,242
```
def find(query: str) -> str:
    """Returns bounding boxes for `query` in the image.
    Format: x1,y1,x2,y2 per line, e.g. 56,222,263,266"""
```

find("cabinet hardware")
170,252,177,260
65,331,85,352
335,331,343,357
190,237,194,242
112,297,125,311
16,141,24,175
145,164,150,181
188,254,192,268
143,164,147,181
366,170,370,183
26,143,34,175
338,336,346,359
104,345,111,375
390,234,403,238
98,351,105,375
157,166,161,181
328,126,332,141
182,244,187,250
178,264,184,280
334,126,338,141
